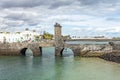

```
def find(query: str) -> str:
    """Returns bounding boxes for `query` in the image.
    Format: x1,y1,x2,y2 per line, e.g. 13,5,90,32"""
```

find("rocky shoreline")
100,53,120,63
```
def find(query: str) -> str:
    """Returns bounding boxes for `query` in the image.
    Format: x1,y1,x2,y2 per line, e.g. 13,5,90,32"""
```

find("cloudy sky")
0,0,120,38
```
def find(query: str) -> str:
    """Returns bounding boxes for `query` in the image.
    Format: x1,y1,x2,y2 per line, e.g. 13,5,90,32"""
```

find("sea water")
0,47,120,80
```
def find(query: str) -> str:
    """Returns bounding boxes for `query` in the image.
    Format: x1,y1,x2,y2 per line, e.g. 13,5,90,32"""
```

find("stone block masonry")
0,42,41,56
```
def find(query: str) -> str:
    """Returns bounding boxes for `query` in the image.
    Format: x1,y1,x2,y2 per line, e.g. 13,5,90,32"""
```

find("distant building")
0,28,40,43
71,36,81,39
112,37,120,39
94,36,107,39
62,35,71,40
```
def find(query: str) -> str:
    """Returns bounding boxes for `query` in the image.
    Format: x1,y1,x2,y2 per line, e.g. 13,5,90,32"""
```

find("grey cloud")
0,0,52,8
0,0,120,33
77,0,118,6
0,0,119,9
5,13,31,21
0,13,26,28
3,10,50,27
77,0,100,5
26,20,40,26
0,0,119,10
49,0,73,9
106,17,120,22
0,0,75,9
4,20,24,27
0,26,9,31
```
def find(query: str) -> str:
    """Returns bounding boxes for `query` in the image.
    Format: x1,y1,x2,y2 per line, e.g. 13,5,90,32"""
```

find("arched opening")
20,48,27,56
25,48,33,56
60,48,64,56
61,48,74,57
20,48,33,56
39,47,42,55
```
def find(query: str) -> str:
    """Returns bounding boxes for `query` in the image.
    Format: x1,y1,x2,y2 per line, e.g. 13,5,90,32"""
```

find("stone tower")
54,23,64,56
54,23,62,42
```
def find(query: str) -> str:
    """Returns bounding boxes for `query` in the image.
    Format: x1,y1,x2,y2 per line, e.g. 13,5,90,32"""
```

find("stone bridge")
0,23,120,57
0,41,54,56
0,41,119,57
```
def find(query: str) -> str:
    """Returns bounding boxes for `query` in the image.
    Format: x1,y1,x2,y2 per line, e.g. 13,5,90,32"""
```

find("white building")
0,29,40,43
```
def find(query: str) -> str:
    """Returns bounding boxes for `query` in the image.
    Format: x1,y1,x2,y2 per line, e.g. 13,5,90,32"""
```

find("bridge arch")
20,48,27,56
61,48,74,57
20,48,33,56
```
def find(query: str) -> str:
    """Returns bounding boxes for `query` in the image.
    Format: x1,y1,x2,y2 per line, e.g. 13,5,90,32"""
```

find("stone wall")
80,44,113,57
0,42,41,56
64,44,113,57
